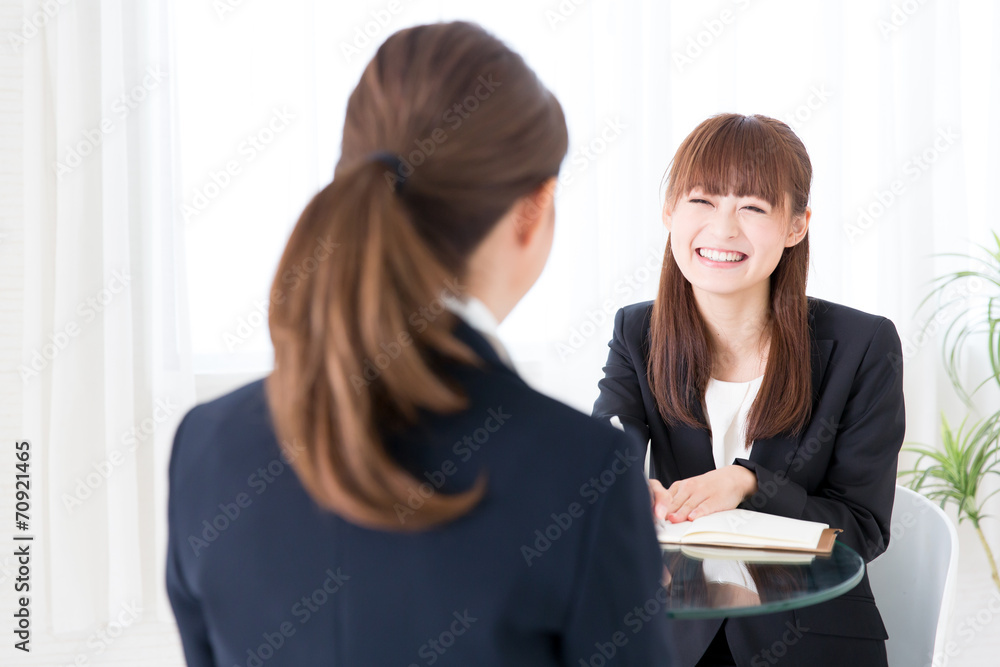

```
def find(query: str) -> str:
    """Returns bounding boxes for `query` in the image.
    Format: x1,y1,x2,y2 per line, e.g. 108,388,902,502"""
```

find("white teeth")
698,248,745,262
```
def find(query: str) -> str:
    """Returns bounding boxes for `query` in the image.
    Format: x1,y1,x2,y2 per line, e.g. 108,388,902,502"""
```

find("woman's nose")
708,208,740,239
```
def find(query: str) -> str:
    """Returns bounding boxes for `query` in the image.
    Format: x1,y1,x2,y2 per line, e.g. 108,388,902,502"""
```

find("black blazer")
167,319,677,666
593,297,905,667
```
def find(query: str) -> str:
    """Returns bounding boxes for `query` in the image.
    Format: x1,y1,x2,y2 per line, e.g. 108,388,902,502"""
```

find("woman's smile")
696,247,749,266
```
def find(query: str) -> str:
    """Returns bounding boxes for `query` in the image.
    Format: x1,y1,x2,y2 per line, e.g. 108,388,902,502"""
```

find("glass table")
661,541,865,619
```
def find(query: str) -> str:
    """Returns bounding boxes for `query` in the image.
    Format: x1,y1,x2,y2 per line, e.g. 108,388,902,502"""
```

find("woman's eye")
743,205,766,213
690,198,711,205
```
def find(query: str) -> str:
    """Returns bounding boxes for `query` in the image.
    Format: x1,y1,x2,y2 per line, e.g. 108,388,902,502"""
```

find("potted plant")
898,232,1000,591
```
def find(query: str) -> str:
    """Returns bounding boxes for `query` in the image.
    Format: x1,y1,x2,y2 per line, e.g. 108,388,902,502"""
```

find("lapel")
748,335,835,474
449,316,523,382
666,324,836,478
667,400,717,476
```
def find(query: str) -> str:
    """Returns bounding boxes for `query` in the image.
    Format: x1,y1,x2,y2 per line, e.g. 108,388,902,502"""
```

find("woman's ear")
513,177,557,246
785,206,811,247
662,201,673,232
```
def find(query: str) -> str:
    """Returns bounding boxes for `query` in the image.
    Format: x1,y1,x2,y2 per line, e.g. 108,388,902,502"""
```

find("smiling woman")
593,113,905,667
654,114,812,438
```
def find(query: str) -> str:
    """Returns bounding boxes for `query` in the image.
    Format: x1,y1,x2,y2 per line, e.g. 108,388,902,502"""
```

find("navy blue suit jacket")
593,297,905,667
167,319,677,666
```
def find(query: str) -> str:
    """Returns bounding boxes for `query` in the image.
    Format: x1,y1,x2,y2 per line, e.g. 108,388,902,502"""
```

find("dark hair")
266,22,567,530
648,113,812,446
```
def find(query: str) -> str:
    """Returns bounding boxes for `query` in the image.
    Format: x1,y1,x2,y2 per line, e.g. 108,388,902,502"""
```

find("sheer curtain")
175,0,998,433
175,1,1000,661
15,0,191,642
3,0,999,663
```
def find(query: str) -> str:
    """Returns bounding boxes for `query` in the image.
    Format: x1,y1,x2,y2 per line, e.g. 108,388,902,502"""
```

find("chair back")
867,485,959,667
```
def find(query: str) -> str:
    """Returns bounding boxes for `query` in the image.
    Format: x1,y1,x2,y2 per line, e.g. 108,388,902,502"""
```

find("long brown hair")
648,114,812,446
266,22,567,530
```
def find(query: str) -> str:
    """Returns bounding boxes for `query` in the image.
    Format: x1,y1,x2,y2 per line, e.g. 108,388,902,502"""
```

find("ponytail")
266,159,484,530
266,21,567,530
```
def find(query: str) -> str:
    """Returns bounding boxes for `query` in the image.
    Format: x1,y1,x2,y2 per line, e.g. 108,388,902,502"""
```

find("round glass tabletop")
661,541,865,619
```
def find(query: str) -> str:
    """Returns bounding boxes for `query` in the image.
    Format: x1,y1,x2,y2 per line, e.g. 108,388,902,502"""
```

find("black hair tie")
368,151,406,193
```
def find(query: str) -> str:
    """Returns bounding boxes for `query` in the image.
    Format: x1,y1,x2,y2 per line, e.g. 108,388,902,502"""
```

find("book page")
656,509,829,550
680,545,816,564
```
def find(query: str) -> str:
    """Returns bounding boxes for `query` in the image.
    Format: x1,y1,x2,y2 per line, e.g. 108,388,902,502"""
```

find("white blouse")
702,375,765,592
704,375,764,470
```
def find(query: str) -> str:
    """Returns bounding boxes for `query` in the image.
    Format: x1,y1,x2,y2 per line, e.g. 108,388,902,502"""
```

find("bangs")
665,114,805,213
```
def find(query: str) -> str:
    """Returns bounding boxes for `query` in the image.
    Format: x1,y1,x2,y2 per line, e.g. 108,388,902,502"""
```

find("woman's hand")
658,465,758,523
649,478,673,520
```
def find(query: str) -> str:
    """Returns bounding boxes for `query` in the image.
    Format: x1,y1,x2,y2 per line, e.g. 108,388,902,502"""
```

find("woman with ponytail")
167,22,675,666
594,114,904,666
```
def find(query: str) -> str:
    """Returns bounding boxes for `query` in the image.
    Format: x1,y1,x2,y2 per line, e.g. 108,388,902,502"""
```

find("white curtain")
175,2,1000,659
177,0,1000,592
3,0,999,660
19,0,192,634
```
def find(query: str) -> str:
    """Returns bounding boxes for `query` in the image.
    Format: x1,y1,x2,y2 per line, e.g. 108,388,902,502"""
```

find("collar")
443,294,516,371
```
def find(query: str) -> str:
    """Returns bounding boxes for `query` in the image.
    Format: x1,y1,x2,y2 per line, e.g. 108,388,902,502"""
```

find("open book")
676,544,817,565
656,509,840,554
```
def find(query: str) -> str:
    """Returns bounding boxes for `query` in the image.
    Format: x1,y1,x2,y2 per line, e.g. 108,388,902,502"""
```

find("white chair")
867,485,959,667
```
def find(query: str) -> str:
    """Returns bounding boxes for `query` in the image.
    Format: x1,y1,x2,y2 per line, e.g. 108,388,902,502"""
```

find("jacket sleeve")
593,307,652,450
165,410,217,667
735,318,905,562
560,435,679,666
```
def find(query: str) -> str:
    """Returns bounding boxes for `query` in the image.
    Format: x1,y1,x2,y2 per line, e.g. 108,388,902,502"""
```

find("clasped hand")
649,465,757,522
